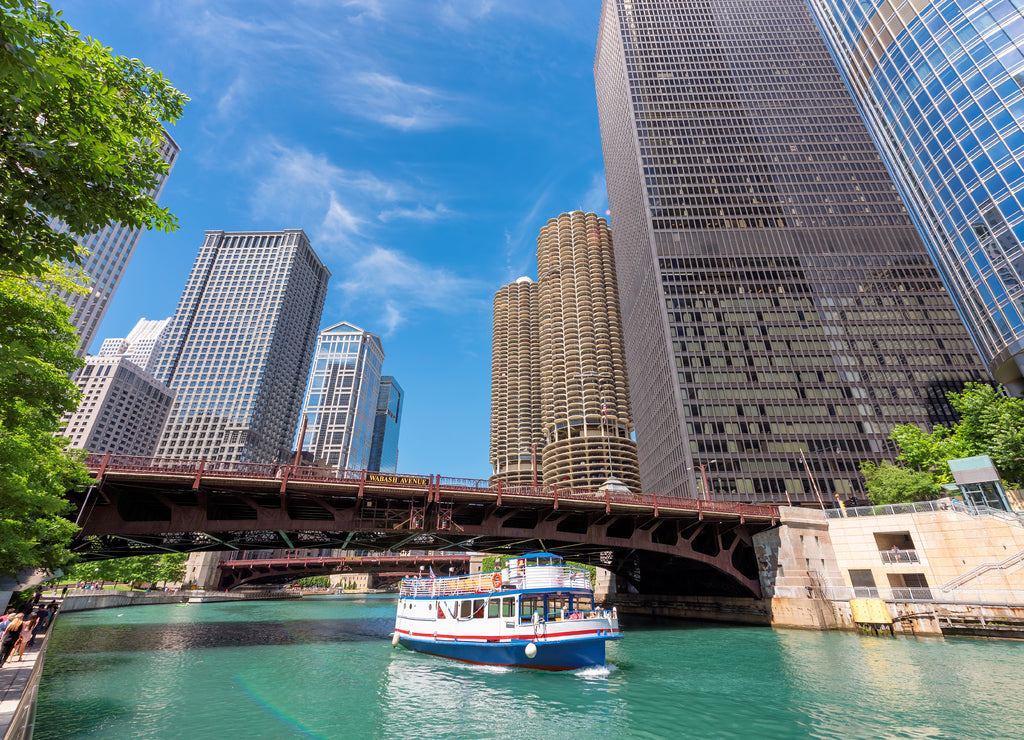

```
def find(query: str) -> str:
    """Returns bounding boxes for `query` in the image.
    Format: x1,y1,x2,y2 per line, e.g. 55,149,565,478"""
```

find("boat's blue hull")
398,635,615,671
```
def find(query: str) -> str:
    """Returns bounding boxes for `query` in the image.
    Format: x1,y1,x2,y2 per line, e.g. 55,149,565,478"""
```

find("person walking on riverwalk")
0,615,24,667
13,612,37,661
27,606,49,647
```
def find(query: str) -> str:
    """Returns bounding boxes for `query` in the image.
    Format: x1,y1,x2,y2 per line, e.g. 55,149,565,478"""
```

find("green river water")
33,595,1024,739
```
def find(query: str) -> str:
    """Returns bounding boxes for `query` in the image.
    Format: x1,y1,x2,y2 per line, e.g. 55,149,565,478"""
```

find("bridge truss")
70,455,780,598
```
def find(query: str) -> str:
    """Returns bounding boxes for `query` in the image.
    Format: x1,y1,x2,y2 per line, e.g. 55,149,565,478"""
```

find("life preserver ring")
491,573,502,589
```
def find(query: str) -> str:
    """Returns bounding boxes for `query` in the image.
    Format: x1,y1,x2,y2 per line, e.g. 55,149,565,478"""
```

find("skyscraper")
153,230,329,464
58,353,174,457
594,0,987,502
491,277,543,484
52,133,180,354
368,376,404,473
806,0,1024,394
296,322,384,471
97,317,170,374
491,212,641,492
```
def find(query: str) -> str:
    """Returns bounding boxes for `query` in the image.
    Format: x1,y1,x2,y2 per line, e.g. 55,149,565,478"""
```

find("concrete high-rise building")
491,277,543,484
296,322,384,471
594,0,988,502
368,376,404,473
806,0,1024,394
491,212,642,492
154,230,329,464
59,354,174,457
97,317,170,374
52,134,180,355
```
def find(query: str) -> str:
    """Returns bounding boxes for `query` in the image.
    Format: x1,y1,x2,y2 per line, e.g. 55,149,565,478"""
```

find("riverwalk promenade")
0,614,53,740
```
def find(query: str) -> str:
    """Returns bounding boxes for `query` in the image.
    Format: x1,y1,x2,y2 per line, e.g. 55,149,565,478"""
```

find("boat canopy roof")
511,552,563,563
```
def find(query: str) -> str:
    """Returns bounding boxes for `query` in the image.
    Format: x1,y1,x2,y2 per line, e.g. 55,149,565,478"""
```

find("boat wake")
573,664,616,679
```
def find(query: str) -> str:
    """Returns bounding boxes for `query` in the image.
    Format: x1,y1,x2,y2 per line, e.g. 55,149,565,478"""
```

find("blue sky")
64,0,609,481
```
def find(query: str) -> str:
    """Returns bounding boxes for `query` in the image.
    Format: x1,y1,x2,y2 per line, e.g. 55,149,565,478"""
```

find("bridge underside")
69,473,775,598
217,555,471,590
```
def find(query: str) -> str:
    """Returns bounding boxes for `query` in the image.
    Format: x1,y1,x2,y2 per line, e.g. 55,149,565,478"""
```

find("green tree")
0,267,88,575
885,383,1024,487
859,461,943,505
154,553,186,585
0,0,188,278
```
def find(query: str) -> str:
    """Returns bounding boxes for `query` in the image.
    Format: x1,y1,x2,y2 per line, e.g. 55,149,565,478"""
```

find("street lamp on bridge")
687,459,718,501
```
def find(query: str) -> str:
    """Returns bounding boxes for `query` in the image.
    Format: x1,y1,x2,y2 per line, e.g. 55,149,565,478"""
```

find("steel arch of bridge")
70,454,779,597
216,554,472,589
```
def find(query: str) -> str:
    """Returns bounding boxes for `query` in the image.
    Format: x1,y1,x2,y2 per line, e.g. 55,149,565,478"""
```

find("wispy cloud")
336,246,486,335
339,72,460,132
244,138,481,332
581,171,608,215
378,203,454,223
503,184,555,280
248,138,406,244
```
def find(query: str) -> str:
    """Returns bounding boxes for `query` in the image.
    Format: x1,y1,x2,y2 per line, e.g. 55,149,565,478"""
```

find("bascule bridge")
69,454,780,598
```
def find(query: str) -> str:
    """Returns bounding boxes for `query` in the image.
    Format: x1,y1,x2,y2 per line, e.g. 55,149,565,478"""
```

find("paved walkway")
0,599,62,740
0,630,50,739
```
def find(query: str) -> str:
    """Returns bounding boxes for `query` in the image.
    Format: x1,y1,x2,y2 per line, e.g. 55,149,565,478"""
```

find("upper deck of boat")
400,560,591,599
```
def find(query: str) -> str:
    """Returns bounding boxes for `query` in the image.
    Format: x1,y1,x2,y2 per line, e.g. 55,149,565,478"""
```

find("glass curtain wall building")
153,230,329,464
368,376,403,473
595,0,987,502
296,322,385,471
51,134,180,355
807,0,1024,393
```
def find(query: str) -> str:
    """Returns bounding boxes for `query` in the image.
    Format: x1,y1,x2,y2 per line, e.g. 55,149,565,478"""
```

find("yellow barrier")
850,598,892,624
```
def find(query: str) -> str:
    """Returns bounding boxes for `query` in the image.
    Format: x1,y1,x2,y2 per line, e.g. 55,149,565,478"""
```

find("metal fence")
879,550,920,564
825,498,1024,528
815,585,1024,607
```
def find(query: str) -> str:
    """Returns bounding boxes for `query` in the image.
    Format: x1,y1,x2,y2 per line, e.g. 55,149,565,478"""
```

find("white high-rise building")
97,317,170,374
59,354,175,457
154,229,330,464
52,134,181,355
296,322,384,471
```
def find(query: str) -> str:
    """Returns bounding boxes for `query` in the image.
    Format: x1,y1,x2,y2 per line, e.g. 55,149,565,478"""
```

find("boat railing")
549,607,617,622
399,564,591,598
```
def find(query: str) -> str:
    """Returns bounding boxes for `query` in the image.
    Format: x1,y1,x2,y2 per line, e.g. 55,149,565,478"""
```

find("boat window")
546,596,570,619
460,600,472,619
502,597,515,618
574,595,594,611
520,596,541,621
473,599,485,618
487,600,500,618
437,603,446,619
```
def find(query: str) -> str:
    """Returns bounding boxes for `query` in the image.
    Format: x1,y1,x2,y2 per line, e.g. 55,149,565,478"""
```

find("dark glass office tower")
594,0,988,503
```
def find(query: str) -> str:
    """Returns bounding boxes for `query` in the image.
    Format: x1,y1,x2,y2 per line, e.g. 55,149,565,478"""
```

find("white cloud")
248,139,406,243
581,171,608,216
337,246,486,333
342,0,385,20
378,203,453,223
339,72,460,132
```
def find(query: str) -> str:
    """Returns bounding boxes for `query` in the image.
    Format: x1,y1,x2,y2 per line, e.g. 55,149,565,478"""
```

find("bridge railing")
83,455,779,519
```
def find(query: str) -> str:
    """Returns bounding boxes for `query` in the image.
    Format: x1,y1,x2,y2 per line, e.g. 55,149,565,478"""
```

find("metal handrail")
814,585,1024,607
941,550,1024,591
879,550,920,564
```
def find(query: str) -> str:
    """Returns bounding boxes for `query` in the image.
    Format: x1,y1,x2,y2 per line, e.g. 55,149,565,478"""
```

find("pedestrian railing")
879,550,920,564
941,550,1024,591
815,585,1024,607
824,499,965,519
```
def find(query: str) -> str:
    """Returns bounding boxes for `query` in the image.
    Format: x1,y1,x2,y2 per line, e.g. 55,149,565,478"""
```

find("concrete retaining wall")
59,593,187,612
613,594,771,625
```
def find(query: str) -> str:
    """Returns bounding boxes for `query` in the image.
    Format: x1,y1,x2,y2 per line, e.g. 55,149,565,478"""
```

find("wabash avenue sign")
366,472,430,487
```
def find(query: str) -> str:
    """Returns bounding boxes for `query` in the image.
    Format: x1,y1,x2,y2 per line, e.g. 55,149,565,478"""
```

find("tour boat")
391,552,621,670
